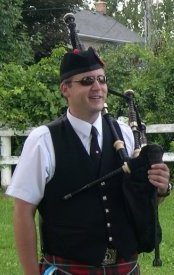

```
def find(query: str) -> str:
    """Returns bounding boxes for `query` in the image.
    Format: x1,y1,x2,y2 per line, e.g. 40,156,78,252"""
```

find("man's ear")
60,82,69,98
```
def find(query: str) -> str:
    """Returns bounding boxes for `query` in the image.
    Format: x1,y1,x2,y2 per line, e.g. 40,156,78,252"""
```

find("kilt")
40,254,140,275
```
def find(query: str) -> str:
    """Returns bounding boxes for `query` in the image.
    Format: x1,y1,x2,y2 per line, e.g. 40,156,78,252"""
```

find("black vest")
38,114,138,265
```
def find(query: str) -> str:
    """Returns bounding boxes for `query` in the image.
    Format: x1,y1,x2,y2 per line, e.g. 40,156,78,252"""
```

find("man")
6,47,170,275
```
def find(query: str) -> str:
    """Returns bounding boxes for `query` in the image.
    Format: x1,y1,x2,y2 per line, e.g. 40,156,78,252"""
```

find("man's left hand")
148,163,170,195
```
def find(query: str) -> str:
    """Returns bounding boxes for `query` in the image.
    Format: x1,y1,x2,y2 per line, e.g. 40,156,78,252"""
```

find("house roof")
74,9,144,44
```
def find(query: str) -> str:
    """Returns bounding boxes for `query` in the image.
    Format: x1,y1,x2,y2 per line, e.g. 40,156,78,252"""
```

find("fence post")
0,136,12,189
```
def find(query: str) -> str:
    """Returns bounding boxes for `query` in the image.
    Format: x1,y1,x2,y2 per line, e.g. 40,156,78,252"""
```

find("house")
73,1,144,49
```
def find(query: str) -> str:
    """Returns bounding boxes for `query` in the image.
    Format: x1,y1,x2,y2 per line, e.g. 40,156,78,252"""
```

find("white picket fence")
0,127,34,189
0,124,174,189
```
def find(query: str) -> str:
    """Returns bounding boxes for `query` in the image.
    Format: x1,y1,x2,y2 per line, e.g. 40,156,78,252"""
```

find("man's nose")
91,78,101,89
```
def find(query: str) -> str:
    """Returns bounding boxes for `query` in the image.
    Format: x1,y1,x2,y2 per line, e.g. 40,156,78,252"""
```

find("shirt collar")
67,109,102,138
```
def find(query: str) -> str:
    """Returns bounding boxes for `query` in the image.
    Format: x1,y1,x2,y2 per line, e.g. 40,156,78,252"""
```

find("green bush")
0,46,67,130
100,40,174,154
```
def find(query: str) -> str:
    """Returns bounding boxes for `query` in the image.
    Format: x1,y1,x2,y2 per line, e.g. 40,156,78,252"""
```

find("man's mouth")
89,95,102,99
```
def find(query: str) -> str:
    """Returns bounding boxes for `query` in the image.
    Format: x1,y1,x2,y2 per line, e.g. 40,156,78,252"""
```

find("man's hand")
148,163,170,196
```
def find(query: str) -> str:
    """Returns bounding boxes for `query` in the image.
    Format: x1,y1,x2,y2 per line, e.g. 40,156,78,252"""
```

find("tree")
0,0,33,65
152,0,174,33
150,0,174,52
106,0,145,35
21,0,84,61
106,0,174,42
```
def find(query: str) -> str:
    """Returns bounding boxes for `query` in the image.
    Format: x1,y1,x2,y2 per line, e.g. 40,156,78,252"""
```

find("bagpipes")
63,12,164,266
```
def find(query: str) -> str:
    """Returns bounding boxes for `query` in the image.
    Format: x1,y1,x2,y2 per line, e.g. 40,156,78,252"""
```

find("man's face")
61,68,108,123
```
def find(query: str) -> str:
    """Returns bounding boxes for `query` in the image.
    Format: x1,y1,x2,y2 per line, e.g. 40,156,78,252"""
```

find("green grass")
139,192,174,274
0,189,21,274
1,188,174,275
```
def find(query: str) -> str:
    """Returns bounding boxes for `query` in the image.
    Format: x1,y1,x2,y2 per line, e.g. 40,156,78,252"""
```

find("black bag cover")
122,144,163,253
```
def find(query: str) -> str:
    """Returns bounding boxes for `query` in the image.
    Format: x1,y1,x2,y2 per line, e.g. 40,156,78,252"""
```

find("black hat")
60,47,104,82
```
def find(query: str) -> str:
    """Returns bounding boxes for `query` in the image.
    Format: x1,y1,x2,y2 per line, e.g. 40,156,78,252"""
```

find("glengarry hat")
60,47,104,82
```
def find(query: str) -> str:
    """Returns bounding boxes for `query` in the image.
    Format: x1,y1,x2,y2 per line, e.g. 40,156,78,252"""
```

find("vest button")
101,181,106,186
109,237,113,242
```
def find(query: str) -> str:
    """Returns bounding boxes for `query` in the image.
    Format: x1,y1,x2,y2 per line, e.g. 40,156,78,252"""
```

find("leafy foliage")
0,46,67,130
0,0,34,66
106,0,174,40
107,0,144,35
101,40,174,125
21,0,84,61
100,38,174,151
152,0,174,34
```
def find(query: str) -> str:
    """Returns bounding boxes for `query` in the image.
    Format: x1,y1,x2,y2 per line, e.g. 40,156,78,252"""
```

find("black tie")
90,126,101,163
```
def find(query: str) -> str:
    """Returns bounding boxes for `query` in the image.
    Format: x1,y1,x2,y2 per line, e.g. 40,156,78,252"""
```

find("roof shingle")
74,10,144,44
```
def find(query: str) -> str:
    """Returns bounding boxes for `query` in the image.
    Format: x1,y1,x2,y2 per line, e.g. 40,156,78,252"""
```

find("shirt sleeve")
5,126,55,205
117,120,135,157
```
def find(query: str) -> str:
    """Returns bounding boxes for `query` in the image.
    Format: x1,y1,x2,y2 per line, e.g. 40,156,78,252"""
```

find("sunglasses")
66,75,107,86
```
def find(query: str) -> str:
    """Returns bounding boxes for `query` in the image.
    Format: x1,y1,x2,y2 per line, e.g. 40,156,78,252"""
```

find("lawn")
0,188,174,275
